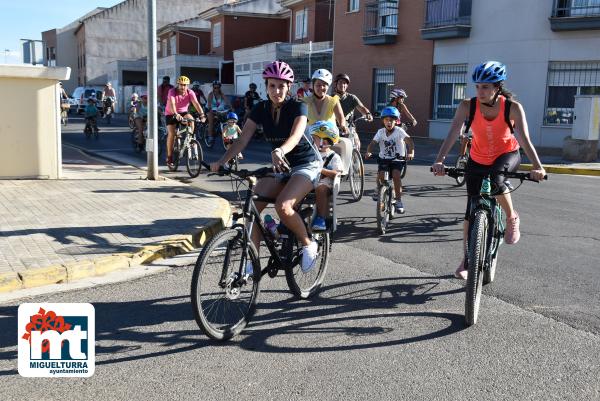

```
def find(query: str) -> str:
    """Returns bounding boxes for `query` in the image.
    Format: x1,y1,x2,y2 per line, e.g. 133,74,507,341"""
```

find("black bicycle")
440,166,547,326
191,163,331,340
370,156,406,235
168,118,203,178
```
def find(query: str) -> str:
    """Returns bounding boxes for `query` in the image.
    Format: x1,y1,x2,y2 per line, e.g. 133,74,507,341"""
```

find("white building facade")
426,0,600,149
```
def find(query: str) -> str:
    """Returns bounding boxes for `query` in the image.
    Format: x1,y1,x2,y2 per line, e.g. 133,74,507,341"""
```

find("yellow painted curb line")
0,200,232,294
520,163,600,176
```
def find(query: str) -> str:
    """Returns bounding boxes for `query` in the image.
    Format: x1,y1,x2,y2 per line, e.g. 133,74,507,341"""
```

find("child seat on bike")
332,137,353,176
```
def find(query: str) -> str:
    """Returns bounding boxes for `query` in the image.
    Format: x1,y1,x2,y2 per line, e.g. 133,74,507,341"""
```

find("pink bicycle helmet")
262,61,295,83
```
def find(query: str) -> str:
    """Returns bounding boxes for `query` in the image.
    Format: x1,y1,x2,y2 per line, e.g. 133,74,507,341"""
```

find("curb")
520,163,600,176
1,146,232,294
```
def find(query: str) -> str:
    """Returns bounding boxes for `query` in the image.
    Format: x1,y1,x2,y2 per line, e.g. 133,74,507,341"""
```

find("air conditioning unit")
572,95,600,141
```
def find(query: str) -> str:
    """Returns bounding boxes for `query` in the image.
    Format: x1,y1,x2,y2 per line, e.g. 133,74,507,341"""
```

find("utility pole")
146,0,159,179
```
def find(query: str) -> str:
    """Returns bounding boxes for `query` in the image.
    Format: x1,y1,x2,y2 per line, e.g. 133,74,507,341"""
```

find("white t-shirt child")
372,126,409,159
318,148,342,188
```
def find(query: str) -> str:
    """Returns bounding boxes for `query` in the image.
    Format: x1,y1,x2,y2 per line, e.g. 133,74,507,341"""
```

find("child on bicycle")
366,106,414,214
309,121,342,231
223,112,243,160
84,98,99,132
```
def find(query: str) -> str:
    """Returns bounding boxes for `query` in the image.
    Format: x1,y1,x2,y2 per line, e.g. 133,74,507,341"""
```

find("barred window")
348,0,359,12
433,64,467,120
212,22,221,48
544,61,600,125
295,10,308,40
372,67,394,112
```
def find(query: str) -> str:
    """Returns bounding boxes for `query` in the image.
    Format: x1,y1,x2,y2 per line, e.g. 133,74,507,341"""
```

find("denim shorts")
275,160,321,188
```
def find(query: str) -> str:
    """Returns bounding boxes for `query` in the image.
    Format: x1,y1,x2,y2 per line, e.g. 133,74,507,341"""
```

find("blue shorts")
275,160,321,188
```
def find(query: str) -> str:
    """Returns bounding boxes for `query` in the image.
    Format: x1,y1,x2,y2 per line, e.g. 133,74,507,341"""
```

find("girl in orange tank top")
470,96,520,166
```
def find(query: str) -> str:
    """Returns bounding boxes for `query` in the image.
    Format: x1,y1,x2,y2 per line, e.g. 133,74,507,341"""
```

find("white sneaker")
301,241,319,273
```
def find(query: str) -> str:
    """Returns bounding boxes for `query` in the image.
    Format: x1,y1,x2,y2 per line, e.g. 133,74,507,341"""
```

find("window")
348,0,359,12
544,61,600,125
295,10,308,39
169,35,176,55
571,0,600,16
432,64,467,120
378,0,398,34
372,67,394,112
161,39,167,57
212,22,221,48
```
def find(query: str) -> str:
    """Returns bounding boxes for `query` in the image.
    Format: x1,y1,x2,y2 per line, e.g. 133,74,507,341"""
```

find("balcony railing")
420,0,471,40
362,0,398,45
550,0,600,31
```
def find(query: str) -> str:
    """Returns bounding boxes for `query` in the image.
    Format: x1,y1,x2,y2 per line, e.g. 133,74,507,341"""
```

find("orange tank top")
470,96,520,165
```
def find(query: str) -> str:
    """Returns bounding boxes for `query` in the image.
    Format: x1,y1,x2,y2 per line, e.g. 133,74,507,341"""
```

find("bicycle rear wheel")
465,210,488,326
186,139,203,178
349,149,365,202
377,185,390,235
191,228,260,341
285,231,330,299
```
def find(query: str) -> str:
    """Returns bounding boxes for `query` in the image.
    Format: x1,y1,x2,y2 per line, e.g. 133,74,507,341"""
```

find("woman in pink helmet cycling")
210,61,322,273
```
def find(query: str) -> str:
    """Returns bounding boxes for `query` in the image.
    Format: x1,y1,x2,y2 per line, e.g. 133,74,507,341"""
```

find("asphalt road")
1,115,597,400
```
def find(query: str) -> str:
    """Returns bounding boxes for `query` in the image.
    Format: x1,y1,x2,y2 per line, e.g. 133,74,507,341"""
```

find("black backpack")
463,97,514,135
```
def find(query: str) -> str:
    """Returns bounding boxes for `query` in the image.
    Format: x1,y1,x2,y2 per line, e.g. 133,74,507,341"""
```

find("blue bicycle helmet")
381,106,400,119
226,112,238,121
472,61,507,83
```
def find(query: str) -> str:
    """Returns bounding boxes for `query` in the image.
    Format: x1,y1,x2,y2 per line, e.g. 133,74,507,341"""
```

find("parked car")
77,86,104,114
71,86,85,113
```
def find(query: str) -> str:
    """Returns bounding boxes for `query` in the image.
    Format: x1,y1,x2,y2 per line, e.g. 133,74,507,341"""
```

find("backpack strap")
323,152,336,169
504,98,515,133
463,97,477,134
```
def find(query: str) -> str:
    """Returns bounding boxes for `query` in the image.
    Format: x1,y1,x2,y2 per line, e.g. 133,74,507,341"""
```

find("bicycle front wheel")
349,149,365,202
169,140,180,171
455,157,467,187
191,228,261,341
465,210,488,326
285,231,330,299
377,185,390,235
484,208,504,285
186,139,203,178
128,114,135,129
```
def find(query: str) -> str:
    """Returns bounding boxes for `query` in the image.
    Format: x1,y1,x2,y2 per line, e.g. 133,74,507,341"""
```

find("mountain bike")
454,134,472,187
440,166,547,326
370,156,405,235
191,163,331,341
168,118,203,178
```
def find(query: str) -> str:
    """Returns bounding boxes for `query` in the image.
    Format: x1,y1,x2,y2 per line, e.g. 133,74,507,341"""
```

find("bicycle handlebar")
430,166,548,182
201,161,279,180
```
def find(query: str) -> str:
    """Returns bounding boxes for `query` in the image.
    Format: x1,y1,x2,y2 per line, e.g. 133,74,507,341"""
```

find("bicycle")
213,110,231,151
191,162,331,340
84,117,99,139
128,112,136,129
103,97,114,124
338,115,366,202
168,117,203,178
222,137,240,172
192,115,210,148
438,166,547,326
454,134,472,187
370,156,405,235
131,116,146,153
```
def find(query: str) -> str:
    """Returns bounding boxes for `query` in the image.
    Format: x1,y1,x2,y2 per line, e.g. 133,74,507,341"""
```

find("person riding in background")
302,69,347,134
206,80,232,146
165,75,207,167
389,88,417,127
333,73,373,149
210,61,322,274
158,76,174,107
431,61,546,280
191,81,207,107
244,82,261,124
134,94,148,146
366,106,414,214
296,77,312,100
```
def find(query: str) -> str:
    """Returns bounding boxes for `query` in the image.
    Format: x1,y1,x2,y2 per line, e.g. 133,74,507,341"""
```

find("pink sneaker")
505,213,520,245
454,259,467,280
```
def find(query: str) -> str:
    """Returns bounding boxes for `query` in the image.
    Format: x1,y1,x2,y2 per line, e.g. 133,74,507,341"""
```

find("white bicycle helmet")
311,69,333,86
192,81,201,87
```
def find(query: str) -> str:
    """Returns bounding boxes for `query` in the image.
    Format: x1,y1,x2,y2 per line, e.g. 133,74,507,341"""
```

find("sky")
0,0,122,64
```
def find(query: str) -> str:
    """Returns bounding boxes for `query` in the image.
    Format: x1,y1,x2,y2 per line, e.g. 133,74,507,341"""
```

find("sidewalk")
0,146,230,293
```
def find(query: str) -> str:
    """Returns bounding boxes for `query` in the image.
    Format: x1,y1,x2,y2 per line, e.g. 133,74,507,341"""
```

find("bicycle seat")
332,137,353,175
